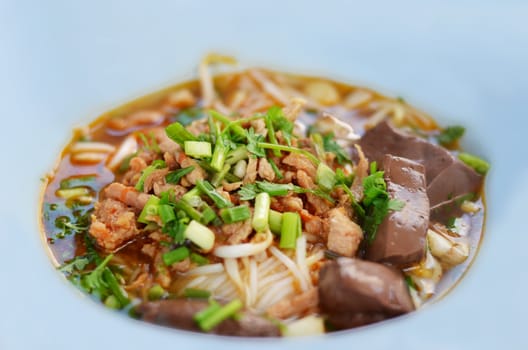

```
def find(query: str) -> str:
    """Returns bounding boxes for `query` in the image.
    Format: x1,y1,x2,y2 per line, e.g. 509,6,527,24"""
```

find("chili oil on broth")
39,66,486,335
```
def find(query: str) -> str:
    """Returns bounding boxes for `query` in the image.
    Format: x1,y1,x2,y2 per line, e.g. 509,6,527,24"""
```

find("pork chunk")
89,198,140,251
326,207,363,257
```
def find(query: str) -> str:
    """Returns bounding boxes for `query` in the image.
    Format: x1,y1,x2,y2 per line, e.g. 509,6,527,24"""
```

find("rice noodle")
270,246,310,292
257,256,280,275
185,275,208,288
365,106,391,129
258,270,290,290
107,135,138,170
199,53,236,113
214,230,273,258
248,69,290,105
255,276,294,310
295,235,311,287
71,152,107,163
70,142,116,154
185,263,224,276
224,258,244,294
248,259,258,306
306,250,325,266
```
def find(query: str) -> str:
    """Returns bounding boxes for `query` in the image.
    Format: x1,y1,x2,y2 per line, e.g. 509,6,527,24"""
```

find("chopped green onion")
162,246,190,266
198,160,240,183
438,125,465,146
60,175,96,190
316,163,336,191
335,168,353,186
190,252,209,266
147,284,166,301
135,160,166,191
458,152,490,175
220,205,251,224
269,210,283,235
165,166,195,184
280,212,300,249
196,180,233,209
252,192,270,232
211,137,228,172
184,220,216,252
232,160,247,179
185,141,212,158
211,164,231,187
265,114,281,157
267,158,283,180
103,267,130,307
173,199,203,222
197,299,243,332
200,203,218,225
184,288,211,299
56,187,90,199
158,204,176,225
257,142,320,165
165,122,198,146
138,195,160,224
104,295,121,309
209,110,246,139
194,301,221,324
182,187,203,207
256,182,291,196
225,146,249,165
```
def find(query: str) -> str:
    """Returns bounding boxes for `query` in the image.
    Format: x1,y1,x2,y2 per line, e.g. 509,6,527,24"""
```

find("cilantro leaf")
163,221,187,244
359,163,405,243
58,256,91,274
237,181,335,203
267,106,294,146
437,125,465,146
84,254,113,292
246,128,266,157
238,183,258,201
322,134,351,164
165,166,195,184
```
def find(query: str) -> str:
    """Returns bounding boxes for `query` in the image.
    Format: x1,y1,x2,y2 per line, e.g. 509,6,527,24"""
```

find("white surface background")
0,0,527,349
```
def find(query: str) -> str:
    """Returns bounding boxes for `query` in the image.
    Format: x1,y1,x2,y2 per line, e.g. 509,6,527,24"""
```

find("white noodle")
107,135,138,170
256,276,294,311
295,235,312,288
344,90,372,109
214,230,273,258
248,69,290,105
306,250,325,266
257,256,280,275
249,259,258,306
70,142,116,154
258,270,290,290
199,54,235,113
224,258,244,294
71,152,107,163
365,106,391,129
205,274,228,292
270,246,309,292
185,275,208,288
263,285,295,312
185,263,224,276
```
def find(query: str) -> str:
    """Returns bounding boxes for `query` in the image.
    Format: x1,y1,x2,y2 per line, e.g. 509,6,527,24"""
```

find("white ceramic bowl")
1,1,527,349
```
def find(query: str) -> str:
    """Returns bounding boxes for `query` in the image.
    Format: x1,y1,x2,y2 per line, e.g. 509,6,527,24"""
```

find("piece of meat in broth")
89,198,140,251
318,258,414,329
365,155,429,266
137,299,280,337
358,120,482,209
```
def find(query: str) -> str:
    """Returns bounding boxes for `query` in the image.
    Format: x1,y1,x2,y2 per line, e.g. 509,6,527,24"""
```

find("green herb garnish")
437,125,465,146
